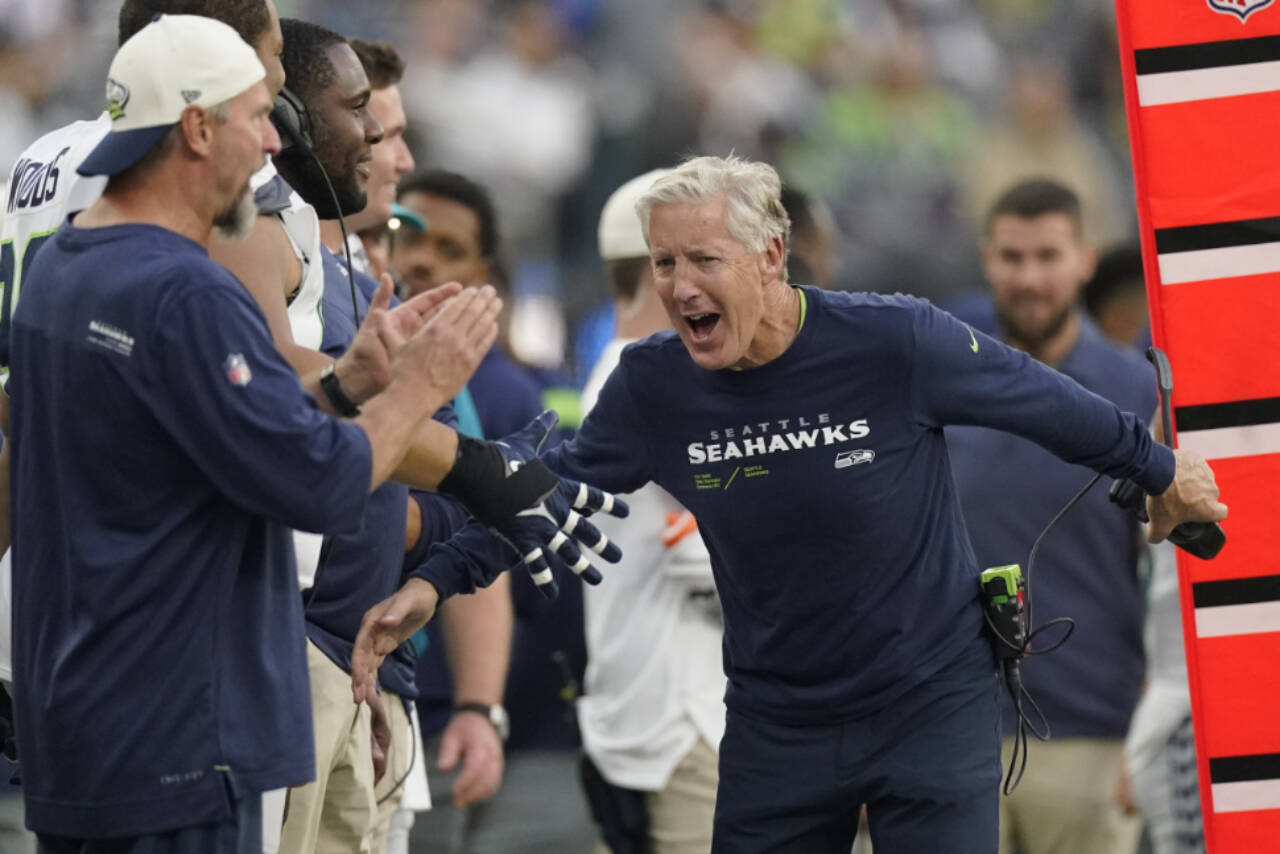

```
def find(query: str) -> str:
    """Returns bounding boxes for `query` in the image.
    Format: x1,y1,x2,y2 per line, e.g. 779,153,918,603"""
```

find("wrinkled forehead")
647,196,740,250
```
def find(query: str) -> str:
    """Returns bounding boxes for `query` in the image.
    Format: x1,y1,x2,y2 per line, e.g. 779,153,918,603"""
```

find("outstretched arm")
912,300,1226,535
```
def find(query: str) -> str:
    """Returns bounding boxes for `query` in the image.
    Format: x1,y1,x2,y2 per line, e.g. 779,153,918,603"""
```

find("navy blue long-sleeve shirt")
9,224,372,836
306,249,468,700
419,288,1174,726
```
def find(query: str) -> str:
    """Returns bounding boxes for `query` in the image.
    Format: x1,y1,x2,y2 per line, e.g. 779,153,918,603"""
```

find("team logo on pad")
1208,0,1275,22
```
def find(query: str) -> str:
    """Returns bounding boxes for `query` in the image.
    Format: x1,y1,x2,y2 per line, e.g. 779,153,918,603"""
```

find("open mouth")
685,313,720,343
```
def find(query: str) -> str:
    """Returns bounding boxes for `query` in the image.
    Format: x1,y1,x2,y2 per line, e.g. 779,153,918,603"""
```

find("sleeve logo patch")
223,353,252,386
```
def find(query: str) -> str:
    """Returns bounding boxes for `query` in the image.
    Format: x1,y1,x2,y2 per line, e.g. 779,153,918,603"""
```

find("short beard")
214,184,258,240
274,150,366,220
995,302,1073,352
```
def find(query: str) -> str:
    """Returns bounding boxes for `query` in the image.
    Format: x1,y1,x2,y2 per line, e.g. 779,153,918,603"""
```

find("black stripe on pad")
1155,216,1280,255
1210,753,1280,784
1136,34,1280,76
1176,397,1280,432
1193,575,1280,609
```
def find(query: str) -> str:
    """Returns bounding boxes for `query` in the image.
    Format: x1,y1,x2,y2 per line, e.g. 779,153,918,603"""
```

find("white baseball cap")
78,14,267,178
598,168,670,261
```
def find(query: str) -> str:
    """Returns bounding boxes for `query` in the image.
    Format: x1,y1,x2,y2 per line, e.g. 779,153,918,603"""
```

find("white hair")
635,155,791,255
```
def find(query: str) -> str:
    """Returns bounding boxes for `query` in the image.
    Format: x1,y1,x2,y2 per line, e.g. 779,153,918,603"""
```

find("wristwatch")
455,702,510,741
318,362,361,417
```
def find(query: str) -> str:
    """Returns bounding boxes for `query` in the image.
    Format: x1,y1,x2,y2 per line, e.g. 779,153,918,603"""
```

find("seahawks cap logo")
106,78,130,120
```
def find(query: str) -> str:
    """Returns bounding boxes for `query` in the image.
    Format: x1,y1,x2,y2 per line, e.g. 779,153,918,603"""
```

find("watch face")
490,705,510,741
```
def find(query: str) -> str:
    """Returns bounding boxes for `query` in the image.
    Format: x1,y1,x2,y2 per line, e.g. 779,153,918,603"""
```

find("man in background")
947,178,1151,854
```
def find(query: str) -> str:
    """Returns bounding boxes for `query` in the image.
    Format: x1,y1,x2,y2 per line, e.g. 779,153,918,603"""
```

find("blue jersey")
306,248,468,699
948,319,1156,739
423,288,1174,726
8,223,371,837
303,249,408,678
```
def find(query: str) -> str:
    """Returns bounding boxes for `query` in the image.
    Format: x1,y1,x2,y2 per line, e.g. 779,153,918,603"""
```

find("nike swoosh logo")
967,326,979,353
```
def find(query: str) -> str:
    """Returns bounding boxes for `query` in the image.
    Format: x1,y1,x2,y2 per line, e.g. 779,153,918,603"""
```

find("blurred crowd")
1,0,1138,375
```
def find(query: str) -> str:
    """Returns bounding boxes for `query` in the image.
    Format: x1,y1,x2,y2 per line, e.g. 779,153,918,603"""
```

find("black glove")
438,411,629,597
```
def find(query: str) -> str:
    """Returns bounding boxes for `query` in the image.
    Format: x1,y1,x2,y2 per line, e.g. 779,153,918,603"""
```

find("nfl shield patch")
1208,0,1274,22
224,353,252,386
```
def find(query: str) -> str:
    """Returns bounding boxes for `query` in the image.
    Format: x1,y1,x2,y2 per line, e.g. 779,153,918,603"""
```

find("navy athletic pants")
36,794,261,854
712,633,1002,853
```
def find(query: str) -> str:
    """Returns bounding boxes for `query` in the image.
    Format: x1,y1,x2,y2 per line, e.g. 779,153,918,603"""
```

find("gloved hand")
438,411,629,598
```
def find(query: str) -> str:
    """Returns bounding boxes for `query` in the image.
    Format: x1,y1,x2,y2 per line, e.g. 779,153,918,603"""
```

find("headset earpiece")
271,86,313,154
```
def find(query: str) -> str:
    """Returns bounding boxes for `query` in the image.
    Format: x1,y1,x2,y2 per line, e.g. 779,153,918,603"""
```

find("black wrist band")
319,362,361,417
438,436,559,526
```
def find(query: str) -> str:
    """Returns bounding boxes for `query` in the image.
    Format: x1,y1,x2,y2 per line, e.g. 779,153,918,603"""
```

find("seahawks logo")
834,449,876,469
106,78,130,120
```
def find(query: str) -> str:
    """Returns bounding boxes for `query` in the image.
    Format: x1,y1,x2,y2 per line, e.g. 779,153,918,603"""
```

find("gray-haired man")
354,155,1226,854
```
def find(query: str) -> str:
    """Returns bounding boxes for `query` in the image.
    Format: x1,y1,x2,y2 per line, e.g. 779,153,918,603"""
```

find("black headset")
271,86,314,154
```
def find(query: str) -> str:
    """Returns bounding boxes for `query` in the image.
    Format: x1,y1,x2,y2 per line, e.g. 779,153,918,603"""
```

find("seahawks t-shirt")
423,288,1174,727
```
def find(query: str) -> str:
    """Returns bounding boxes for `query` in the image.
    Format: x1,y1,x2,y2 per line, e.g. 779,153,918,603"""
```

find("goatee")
214,184,258,240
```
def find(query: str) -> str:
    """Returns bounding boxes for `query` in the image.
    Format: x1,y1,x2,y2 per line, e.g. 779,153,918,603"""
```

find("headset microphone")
270,87,314,154
269,86,362,331
269,86,367,622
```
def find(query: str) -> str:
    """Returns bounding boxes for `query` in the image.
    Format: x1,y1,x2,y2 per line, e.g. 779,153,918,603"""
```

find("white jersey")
1,113,110,384
250,159,328,588
576,338,726,791
251,160,325,352
0,114,110,682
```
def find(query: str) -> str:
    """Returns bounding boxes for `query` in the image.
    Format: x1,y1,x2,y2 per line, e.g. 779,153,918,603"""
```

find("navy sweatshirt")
420,288,1174,726
10,224,370,835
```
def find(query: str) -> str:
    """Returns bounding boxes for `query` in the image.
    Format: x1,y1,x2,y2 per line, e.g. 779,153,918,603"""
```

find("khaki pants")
369,691,414,854
279,641,376,854
998,737,1141,854
647,738,718,854
593,737,719,854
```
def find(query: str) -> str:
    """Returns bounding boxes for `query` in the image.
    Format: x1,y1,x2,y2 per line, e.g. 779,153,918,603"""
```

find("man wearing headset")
263,21,597,853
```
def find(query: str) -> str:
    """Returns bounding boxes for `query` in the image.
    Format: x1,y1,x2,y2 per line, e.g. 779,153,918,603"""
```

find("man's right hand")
1147,447,1229,543
383,284,500,409
352,578,440,704
334,277,463,404
437,710,504,807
